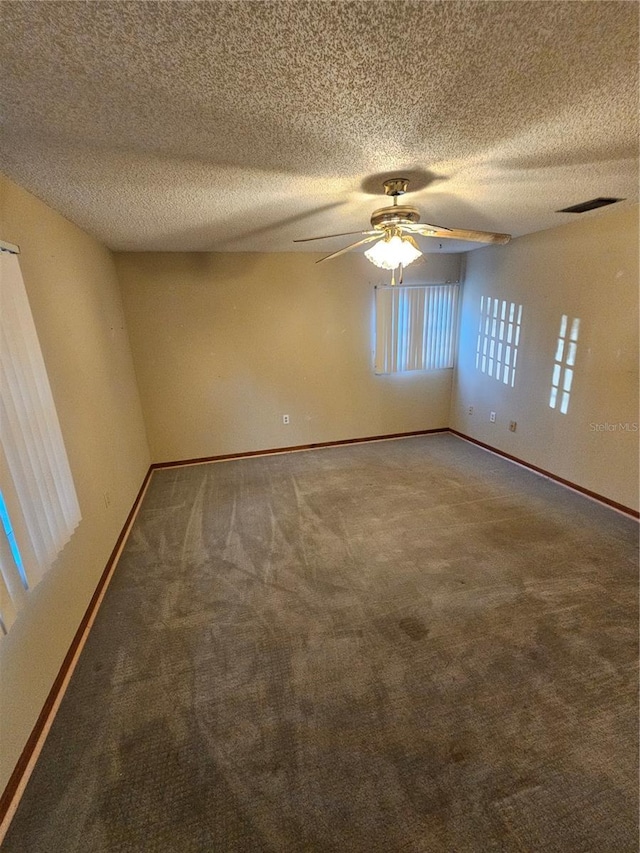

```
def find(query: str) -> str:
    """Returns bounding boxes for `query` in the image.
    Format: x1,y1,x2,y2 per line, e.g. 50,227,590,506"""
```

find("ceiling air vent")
557,197,624,214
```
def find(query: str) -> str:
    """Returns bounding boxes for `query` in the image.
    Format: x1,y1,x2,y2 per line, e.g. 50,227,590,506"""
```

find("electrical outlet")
468,406,474,415
489,411,496,423
282,414,290,425
509,421,517,432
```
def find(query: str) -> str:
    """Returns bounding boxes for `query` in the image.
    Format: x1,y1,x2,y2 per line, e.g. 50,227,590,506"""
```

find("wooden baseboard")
448,429,639,519
0,467,154,838
152,428,449,470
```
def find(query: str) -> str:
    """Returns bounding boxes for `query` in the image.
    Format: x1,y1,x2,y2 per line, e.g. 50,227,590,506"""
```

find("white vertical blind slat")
0,443,43,587
434,287,442,368
425,287,434,370
0,253,81,630
0,523,26,616
3,293,76,540
1,349,67,558
439,288,447,368
1,268,64,562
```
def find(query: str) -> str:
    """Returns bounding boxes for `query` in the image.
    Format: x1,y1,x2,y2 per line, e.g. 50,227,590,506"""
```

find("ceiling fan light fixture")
364,233,422,270
296,178,511,262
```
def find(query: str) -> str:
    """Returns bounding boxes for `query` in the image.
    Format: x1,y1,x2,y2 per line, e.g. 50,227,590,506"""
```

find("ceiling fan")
294,178,511,276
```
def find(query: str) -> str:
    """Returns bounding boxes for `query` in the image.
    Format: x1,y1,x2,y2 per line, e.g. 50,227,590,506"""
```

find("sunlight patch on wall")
550,315,580,414
475,296,522,387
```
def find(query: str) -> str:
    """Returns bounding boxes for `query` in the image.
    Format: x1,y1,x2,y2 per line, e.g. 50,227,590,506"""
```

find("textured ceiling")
1,1,638,254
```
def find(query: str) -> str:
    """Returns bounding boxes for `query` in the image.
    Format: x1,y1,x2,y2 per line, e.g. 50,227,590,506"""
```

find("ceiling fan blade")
401,222,453,233
294,230,378,243
413,226,511,244
316,233,383,263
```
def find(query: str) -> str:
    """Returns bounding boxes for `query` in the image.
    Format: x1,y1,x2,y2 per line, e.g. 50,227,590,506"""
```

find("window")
550,314,580,414
374,283,459,374
476,296,522,387
0,248,81,634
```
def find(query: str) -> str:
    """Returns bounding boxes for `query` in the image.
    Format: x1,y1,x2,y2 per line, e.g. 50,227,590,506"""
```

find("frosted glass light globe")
364,234,422,270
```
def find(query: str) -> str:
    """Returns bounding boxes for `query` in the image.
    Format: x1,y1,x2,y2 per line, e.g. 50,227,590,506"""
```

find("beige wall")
450,205,639,511
115,251,461,463
0,175,150,792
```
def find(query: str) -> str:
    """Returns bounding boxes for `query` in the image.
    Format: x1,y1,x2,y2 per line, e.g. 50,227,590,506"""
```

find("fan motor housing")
370,204,421,229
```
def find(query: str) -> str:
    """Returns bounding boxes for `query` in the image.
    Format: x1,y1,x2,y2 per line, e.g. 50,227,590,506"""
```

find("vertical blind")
375,283,459,374
0,251,81,634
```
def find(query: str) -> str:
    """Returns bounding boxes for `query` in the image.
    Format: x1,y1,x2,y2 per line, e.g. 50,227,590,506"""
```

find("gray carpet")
3,434,638,852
